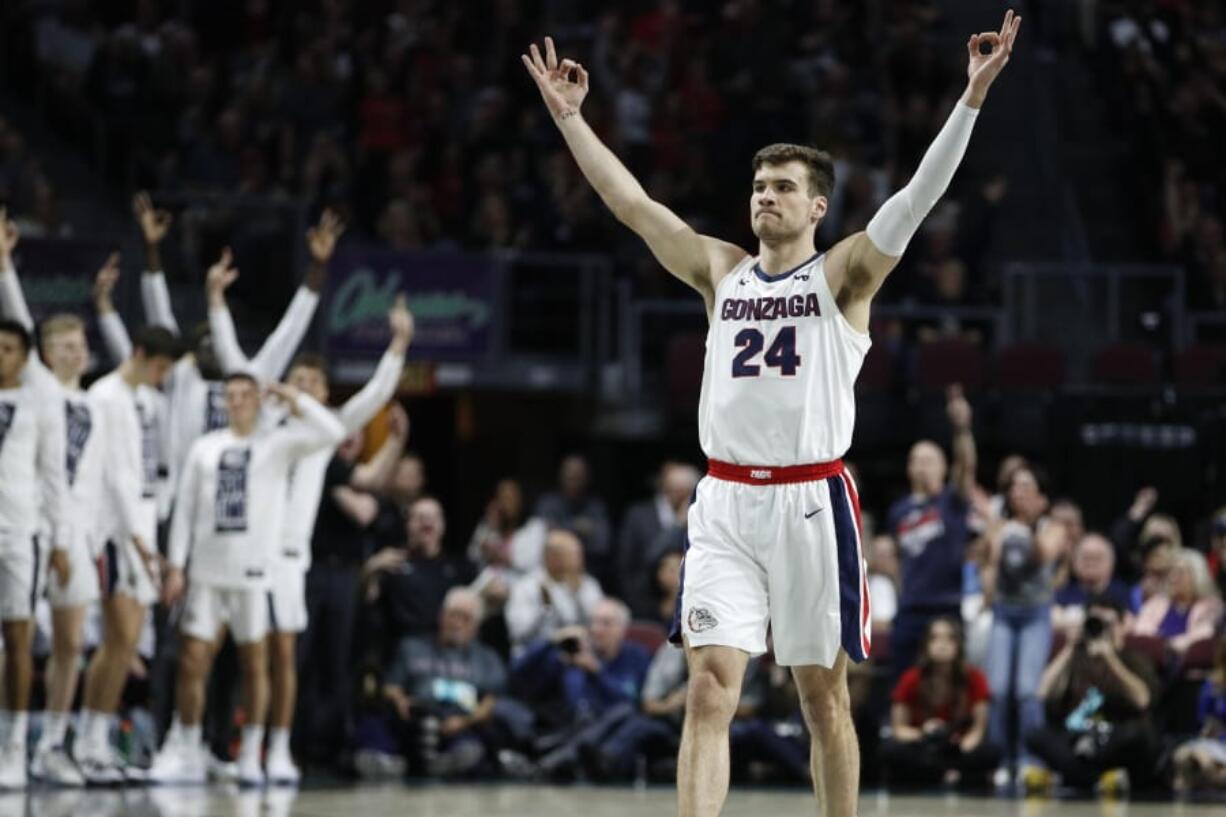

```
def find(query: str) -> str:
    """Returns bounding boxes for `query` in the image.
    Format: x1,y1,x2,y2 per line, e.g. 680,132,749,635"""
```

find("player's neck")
54,371,81,391
230,419,258,437
119,360,142,388
757,238,817,276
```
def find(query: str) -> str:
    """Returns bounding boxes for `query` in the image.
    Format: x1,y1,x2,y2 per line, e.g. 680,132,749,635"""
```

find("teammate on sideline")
151,375,344,786
207,252,414,784
524,10,1021,817
77,323,181,783
0,316,69,791
108,195,344,511
0,221,114,786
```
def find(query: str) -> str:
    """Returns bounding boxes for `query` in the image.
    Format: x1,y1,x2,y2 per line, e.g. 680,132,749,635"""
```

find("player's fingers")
576,63,589,89
559,58,577,80
968,34,978,59
545,35,558,70
529,43,547,74
1000,8,1013,38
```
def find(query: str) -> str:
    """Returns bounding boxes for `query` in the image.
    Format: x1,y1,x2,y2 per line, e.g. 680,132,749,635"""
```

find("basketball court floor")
5,785,1225,817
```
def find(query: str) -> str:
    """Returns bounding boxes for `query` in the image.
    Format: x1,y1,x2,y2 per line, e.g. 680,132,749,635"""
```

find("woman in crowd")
880,617,999,788
1131,548,1224,655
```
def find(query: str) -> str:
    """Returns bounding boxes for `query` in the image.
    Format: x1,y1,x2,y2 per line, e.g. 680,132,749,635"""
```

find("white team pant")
670,466,871,668
180,583,268,645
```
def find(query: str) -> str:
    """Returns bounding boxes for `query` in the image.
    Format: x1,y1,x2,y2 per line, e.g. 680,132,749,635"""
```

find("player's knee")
687,669,738,724
799,684,848,733
53,627,84,657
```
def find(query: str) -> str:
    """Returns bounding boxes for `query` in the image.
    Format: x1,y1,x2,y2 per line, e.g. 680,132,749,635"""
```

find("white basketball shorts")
100,538,159,607
0,530,42,622
267,561,307,635
180,583,269,645
47,531,101,609
669,459,872,668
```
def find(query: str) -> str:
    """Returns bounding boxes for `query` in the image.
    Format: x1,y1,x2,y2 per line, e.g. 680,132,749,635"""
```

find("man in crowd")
617,461,699,617
380,588,506,778
534,455,612,583
1026,594,1162,796
506,529,604,655
887,385,978,679
1052,534,1131,639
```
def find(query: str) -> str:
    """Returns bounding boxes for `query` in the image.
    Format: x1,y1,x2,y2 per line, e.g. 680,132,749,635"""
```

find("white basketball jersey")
697,253,871,465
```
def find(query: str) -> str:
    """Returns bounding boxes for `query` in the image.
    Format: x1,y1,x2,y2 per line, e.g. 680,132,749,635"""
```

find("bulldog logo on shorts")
688,607,718,633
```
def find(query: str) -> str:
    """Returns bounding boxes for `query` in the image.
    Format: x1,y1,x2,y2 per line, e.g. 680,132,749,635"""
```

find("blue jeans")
987,602,1051,768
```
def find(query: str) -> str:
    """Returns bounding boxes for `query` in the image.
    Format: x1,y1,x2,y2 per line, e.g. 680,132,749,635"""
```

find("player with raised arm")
525,11,1020,817
207,263,414,783
149,377,344,786
0,218,117,786
120,195,344,513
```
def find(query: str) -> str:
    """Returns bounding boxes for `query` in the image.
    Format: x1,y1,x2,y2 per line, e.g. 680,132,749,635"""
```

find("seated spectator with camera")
1130,548,1224,655
1025,594,1162,796
376,588,507,779
1052,533,1131,640
509,599,650,776
880,617,1000,789
506,530,604,656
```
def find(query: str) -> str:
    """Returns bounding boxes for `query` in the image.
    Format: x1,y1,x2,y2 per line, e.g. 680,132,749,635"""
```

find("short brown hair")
289,352,329,377
751,144,835,199
40,313,85,342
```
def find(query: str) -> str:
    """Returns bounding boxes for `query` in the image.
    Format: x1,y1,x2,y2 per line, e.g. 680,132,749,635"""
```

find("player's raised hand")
132,192,173,245
93,251,122,314
388,294,415,353
0,207,19,261
964,9,1022,107
265,381,302,413
306,208,346,265
205,246,239,305
522,36,590,120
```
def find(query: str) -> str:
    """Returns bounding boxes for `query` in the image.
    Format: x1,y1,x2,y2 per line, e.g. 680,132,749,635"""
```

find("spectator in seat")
646,546,684,629
363,496,473,661
505,530,603,655
369,453,427,550
1130,538,1177,614
1130,548,1223,655
617,462,698,617
377,588,506,779
533,455,612,584
880,616,998,789
868,534,900,636
1052,533,1131,639
511,599,651,776
469,479,548,621
1025,594,1162,797
1173,636,1226,794
887,385,977,682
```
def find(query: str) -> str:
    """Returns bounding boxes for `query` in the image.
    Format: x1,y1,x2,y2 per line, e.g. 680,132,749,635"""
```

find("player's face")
137,353,175,387
288,364,329,403
0,332,28,383
224,378,261,427
750,162,825,243
43,329,89,379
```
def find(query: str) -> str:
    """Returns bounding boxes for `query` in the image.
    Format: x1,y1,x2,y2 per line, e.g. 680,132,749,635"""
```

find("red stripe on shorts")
707,458,844,485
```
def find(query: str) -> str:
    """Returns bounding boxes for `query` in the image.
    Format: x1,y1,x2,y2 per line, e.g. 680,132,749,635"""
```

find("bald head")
544,529,584,581
907,440,947,496
1072,533,1115,591
590,597,629,658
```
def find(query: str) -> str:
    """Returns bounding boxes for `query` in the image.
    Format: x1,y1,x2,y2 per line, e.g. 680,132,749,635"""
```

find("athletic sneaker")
236,753,265,788
147,741,206,785
76,750,125,787
206,751,239,783
1096,768,1130,799
1020,765,1053,798
30,746,85,787
0,745,27,790
265,749,300,786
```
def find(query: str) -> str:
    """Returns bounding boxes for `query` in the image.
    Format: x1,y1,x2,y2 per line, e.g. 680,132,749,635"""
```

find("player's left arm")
268,385,346,458
246,210,344,383
35,380,72,575
827,10,1022,332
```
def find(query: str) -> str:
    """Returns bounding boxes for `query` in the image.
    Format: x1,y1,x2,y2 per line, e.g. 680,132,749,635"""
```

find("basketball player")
0,227,115,786
117,195,344,512
524,10,1021,816
150,376,344,786
207,257,414,783
0,317,69,790
75,324,180,784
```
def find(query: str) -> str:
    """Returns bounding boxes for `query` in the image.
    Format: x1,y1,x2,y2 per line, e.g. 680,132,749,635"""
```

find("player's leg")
266,567,305,782
231,588,271,784
678,643,749,817
31,602,88,786
793,653,859,817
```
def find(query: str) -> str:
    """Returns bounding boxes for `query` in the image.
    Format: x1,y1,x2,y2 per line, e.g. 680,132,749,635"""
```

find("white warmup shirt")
167,394,344,590
697,253,871,465
0,377,69,549
88,371,163,551
210,303,405,574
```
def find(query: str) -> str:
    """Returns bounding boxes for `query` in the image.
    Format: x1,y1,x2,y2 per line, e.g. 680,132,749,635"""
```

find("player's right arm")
133,192,181,335
523,38,746,309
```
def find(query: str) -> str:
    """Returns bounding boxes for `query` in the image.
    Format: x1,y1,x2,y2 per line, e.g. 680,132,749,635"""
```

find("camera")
1082,614,1108,642
557,636,583,654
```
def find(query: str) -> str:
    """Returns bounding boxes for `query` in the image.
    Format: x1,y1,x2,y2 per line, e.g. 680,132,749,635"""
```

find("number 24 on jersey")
732,326,802,377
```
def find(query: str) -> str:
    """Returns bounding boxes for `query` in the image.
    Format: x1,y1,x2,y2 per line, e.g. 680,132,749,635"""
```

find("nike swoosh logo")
805,509,822,519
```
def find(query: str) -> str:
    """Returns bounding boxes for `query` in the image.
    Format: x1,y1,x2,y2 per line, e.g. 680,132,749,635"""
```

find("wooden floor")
5,784,1226,817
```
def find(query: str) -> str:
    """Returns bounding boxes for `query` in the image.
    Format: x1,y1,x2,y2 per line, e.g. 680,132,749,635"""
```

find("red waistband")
707,458,845,485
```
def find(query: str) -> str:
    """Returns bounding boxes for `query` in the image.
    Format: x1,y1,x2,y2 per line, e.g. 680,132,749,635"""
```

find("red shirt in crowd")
892,666,991,736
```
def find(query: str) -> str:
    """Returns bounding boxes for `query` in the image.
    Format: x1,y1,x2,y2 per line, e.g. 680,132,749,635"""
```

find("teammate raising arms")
525,10,1021,817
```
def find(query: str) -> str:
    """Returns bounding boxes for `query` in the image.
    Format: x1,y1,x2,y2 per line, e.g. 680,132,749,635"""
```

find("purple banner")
323,248,495,363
